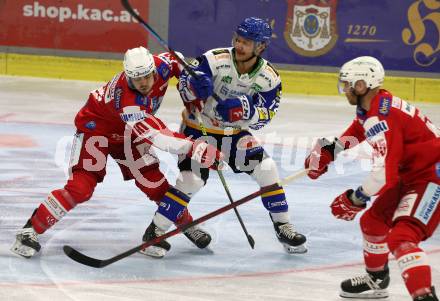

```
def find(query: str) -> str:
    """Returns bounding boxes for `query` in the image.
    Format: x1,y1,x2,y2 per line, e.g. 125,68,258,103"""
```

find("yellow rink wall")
279,70,440,103
1,53,121,82
0,53,6,75
1,52,439,103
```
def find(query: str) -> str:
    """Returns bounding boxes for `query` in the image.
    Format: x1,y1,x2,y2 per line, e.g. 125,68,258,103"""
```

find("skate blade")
10,241,37,258
340,289,389,299
139,246,168,258
282,243,307,254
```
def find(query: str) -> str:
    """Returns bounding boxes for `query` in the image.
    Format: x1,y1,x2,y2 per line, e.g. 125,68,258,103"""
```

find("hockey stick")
63,169,308,268
121,0,254,248
194,110,255,249
121,0,221,100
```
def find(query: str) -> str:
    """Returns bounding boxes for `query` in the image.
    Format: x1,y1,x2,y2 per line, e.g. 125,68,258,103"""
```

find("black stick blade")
248,235,255,249
63,246,106,268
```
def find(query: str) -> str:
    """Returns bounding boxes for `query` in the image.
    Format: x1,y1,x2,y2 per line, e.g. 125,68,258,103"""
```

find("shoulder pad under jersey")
199,48,233,76
211,48,230,55
266,62,279,77
154,52,184,81
205,48,232,61
374,90,409,118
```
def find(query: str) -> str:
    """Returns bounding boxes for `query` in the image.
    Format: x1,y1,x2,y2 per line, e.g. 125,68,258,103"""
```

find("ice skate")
139,221,171,258
183,226,211,249
272,221,307,254
10,220,41,258
414,287,438,301
340,268,390,299
270,214,307,254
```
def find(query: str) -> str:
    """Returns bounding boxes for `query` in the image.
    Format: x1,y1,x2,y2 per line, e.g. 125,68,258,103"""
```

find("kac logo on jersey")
284,0,338,57
85,121,96,130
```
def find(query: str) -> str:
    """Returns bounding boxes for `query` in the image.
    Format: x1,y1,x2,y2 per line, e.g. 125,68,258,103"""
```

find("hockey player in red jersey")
10,46,222,259
304,56,439,301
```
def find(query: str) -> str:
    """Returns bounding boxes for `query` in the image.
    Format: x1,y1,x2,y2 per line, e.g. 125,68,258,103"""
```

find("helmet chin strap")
242,53,257,62
126,76,135,90
250,42,266,59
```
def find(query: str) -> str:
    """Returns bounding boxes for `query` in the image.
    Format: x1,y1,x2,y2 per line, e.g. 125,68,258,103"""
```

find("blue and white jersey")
179,47,282,133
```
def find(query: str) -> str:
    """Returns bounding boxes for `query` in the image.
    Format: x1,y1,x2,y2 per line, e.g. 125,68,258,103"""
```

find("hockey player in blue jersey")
140,17,307,257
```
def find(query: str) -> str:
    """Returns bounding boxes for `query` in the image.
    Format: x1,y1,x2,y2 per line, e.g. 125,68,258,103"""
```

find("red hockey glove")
188,139,223,170
304,137,344,179
330,189,366,221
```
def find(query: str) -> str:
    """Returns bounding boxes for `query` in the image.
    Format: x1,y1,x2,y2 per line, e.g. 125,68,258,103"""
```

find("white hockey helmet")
123,46,155,79
338,56,385,93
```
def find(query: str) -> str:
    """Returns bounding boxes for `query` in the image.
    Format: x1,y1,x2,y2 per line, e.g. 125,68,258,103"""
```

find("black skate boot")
10,219,41,258
270,214,307,254
340,266,390,299
414,287,439,301
183,226,212,249
139,221,171,258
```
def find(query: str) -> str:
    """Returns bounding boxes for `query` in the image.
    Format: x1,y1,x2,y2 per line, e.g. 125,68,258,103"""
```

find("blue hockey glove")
215,95,255,123
187,71,213,100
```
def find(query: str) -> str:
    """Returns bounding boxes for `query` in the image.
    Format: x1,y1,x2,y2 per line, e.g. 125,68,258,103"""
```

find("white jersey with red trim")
74,52,193,155
340,89,440,196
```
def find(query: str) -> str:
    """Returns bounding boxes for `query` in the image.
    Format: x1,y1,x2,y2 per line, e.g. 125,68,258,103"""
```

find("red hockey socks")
31,171,97,234
388,222,432,298
31,189,76,234
360,210,390,271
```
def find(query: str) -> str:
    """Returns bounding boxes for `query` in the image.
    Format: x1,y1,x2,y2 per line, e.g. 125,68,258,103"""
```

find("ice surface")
0,76,439,301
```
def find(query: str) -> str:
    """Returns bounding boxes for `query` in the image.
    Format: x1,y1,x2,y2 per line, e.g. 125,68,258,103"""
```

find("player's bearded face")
345,90,358,105
132,73,155,95
233,35,256,61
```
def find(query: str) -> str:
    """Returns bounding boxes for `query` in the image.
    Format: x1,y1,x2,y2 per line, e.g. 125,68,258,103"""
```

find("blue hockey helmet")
236,17,272,45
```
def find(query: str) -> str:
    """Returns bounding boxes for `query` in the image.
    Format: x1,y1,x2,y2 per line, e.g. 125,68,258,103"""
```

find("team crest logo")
284,0,338,57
